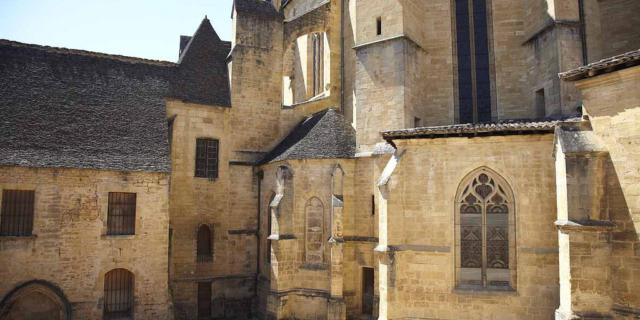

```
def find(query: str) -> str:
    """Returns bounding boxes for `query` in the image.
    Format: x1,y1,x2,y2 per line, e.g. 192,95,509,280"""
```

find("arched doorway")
0,280,70,320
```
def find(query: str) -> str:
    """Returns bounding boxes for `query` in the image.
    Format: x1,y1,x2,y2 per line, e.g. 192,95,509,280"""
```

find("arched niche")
0,280,71,320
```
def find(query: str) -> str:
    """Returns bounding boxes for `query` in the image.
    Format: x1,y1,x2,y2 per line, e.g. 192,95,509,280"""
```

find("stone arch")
196,224,213,263
0,280,71,320
282,27,330,105
304,196,325,264
454,166,516,290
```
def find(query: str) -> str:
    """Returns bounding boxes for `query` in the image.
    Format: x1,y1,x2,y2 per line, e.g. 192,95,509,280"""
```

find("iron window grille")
0,190,35,236
107,192,136,235
195,139,219,180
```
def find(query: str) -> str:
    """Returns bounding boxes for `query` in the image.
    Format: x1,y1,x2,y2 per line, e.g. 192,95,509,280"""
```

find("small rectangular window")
107,192,136,235
0,190,35,236
535,88,546,118
414,117,422,128
195,139,219,179
376,17,382,36
371,194,375,216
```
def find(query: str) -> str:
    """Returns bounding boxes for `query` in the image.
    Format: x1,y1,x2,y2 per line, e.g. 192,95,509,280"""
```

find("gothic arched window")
197,225,213,263
456,167,515,289
305,197,324,264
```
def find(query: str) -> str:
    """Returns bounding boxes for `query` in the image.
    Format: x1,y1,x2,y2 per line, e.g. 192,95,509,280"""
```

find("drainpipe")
340,0,345,114
578,0,588,64
255,169,263,297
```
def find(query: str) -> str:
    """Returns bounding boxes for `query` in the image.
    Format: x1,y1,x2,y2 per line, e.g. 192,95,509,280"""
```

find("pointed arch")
305,196,325,264
0,280,71,320
455,167,515,289
197,224,213,263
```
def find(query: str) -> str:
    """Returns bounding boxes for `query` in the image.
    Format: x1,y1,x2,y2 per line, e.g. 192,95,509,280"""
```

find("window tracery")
457,168,513,289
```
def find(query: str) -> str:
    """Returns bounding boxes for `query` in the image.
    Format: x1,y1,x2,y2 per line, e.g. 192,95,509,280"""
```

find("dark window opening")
104,269,133,319
414,117,422,128
196,138,219,180
455,0,492,123
107,192,136,235
197,225,213,263
362,267,374,315
376,17,382,36
0,190,35,236
535,88,546,118
197,282,212,319
371,195,375,216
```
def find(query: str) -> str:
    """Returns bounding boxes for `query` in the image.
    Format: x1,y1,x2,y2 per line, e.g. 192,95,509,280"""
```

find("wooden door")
362,267,374,315
197,282,211,319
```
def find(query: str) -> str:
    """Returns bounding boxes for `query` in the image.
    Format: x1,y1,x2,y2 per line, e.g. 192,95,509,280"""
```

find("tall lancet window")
456,168,515,290
455,0,492,123
312,33,324,96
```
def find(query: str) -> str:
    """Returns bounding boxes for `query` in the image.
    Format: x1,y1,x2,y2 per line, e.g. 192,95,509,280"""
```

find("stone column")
328,164,346,320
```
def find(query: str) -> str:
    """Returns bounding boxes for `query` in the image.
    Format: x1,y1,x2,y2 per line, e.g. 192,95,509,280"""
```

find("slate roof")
0,17,230,173
0,40,173,172
381,118,575,142
260,109,356,164
173,17,231,107
233,0,283,19
559,49,640,81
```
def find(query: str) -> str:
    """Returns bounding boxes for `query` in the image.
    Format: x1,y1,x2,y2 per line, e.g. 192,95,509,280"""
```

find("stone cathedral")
0,0,639,319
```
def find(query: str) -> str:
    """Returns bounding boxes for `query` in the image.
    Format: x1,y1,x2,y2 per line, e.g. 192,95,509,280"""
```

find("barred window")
195,139,219,179
104,268,134,319
456,167,514,290
107,193,136,235
197,225,213,263
0,190,35,236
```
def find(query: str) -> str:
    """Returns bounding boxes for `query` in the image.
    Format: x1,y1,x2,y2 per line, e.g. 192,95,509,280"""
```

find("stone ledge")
0,234,37,239
555,219,615,231
267,234,297,240
228,229,258,235
101,234,135,240
453,287,517,296
353,34,426,53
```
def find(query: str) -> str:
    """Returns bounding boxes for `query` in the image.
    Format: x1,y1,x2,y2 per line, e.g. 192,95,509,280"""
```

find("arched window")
197,225,213,263
455,0,493,123
305,197,324,264
104,268,134,319
282,32,329,106
456,167,514,289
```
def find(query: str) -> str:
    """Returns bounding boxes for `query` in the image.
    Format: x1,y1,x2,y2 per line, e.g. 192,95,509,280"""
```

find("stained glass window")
457,168,512,289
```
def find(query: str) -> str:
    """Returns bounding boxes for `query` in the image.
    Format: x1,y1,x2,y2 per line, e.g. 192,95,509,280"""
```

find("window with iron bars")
0,190,35,236
195,138,219,180
104,268,134,319
107,192,136,235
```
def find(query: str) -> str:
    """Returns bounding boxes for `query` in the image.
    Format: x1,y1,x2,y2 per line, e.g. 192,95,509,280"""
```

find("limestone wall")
382,135,559,319
573,66,640,315
0,166,171,319
167,99,257,319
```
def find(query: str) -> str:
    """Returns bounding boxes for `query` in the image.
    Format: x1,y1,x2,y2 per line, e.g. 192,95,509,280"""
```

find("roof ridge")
0,39,177,67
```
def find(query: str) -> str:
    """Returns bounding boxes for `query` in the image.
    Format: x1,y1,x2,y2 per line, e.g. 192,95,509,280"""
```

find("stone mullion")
481,197,487,287
468,0,478,123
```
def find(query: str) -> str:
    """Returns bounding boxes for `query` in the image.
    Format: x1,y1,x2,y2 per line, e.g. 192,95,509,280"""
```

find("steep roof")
0,40,173,172
559,49,640,81
233,0,283,19
0,17,230,173
260,109,356,164
173,17,231,107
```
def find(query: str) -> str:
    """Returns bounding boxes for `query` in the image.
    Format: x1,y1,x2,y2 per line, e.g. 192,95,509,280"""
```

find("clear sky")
0,0,234,62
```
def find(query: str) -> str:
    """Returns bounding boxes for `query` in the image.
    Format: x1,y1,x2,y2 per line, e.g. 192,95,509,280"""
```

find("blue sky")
0,0,234,62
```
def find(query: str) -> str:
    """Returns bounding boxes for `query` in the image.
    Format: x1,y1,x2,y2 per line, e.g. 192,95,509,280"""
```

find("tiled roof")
0,18,230,172
559,49,640,81
260,109,356,164
234,0,282,19
381,119,573,141
0,40,173,172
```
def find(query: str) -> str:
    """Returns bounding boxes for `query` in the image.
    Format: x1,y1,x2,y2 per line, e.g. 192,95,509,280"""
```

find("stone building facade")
0,0,639,319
